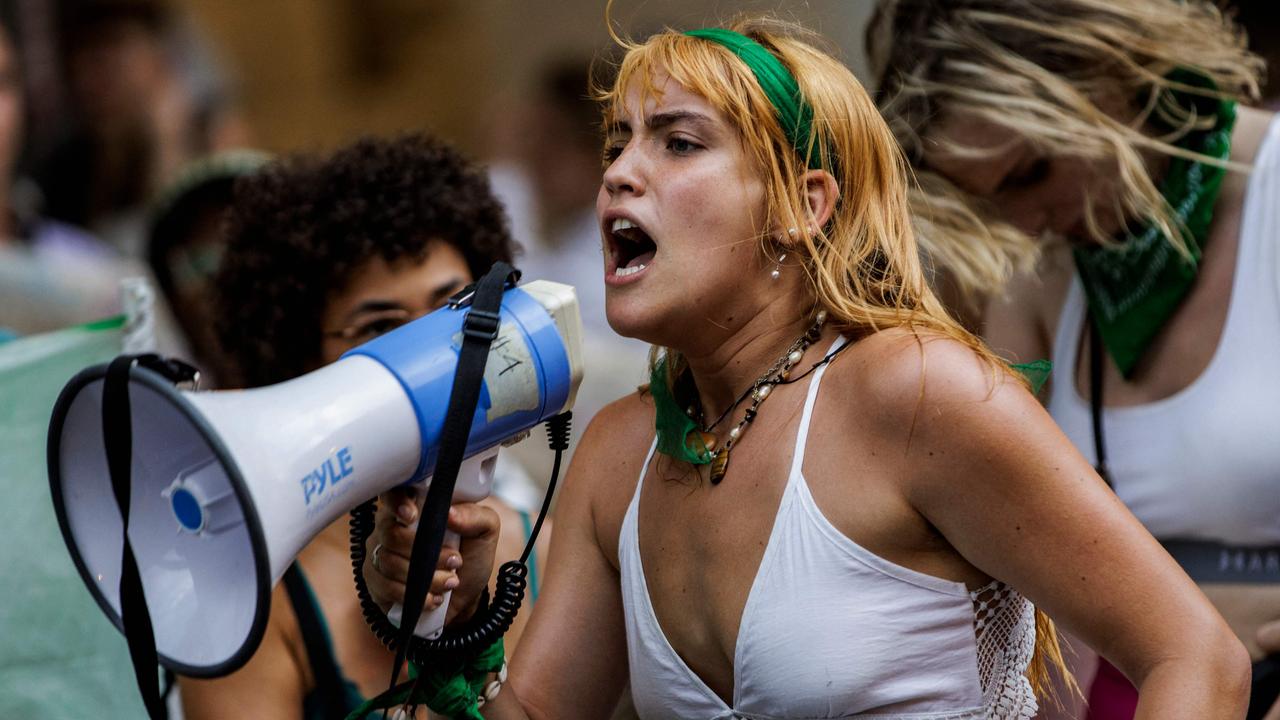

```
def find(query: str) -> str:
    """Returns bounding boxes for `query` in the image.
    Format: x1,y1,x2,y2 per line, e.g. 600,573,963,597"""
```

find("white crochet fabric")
971,582,1039,719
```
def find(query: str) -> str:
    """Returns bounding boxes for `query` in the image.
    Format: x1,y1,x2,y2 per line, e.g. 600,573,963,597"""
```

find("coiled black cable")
349,412,572,666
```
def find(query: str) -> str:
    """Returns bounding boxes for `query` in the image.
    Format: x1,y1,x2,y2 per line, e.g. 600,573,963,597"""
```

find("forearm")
1131,651,1250,719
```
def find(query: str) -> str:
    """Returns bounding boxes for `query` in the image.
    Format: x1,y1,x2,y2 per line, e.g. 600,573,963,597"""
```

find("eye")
667,136,699,154
602,142,625,166
356,316,407,340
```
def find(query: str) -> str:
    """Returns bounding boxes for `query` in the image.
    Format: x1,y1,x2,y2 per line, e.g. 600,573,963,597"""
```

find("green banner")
0,316,152,719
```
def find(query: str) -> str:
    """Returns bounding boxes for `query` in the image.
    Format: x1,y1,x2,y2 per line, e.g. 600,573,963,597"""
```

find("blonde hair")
599,10,1070,702
868,0,1263,304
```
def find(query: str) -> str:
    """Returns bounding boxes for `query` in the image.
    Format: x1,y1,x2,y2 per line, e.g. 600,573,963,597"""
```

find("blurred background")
0,0,1276,717
176,0,876,157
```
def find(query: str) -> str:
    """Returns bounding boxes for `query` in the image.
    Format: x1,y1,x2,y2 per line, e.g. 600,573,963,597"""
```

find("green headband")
685,28,818,167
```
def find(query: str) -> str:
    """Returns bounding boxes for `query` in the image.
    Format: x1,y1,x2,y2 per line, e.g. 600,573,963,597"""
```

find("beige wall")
181,0,875,157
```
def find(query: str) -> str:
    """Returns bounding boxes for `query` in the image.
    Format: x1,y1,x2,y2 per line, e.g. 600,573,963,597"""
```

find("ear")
801,168,840,231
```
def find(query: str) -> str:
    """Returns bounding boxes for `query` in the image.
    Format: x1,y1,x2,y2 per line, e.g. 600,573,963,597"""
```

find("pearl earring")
770,253,786,280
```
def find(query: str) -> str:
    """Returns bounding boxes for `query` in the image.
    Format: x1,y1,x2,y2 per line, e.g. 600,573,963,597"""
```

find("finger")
378,487,420,526
374,525,462,565
378,522,419,556
447,503,500,539
372,542,459,575
364,571,451,614
1263,699,1280,720
368,576,406,608
371,546,410,584
429,568,460,596
393,496,418,526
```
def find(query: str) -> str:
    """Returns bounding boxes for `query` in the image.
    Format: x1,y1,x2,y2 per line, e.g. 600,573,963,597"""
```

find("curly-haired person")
178,133,552,720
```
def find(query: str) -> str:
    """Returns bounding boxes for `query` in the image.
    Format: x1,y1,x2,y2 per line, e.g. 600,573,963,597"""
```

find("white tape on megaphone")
47,279,583,677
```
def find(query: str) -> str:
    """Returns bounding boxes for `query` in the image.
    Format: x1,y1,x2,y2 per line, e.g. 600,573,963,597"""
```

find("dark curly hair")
215,133,515,388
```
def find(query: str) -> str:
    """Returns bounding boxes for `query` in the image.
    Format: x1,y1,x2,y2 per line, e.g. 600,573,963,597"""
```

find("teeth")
611,218,636,233
613,263,646,277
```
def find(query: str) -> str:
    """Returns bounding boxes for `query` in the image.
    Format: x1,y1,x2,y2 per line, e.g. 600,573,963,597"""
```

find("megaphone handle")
388,528,459,639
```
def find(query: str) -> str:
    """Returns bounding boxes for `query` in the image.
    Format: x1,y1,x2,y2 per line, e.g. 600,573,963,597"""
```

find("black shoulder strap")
103,355,167,720
1087,316,1112,487
282,564,352,719
388,261,517,690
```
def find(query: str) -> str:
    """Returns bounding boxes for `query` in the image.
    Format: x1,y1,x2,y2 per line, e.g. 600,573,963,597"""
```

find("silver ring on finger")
372,543,384,573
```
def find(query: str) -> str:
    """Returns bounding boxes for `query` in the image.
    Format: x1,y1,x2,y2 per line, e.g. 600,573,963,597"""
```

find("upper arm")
507,396,651,720
879,338,1232,687
179,587,305,720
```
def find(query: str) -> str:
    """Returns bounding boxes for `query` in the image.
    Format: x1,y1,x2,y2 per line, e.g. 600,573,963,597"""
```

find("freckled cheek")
663,173,761,254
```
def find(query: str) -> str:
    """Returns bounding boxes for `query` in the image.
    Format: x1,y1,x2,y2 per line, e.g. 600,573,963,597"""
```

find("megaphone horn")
47,276,583,677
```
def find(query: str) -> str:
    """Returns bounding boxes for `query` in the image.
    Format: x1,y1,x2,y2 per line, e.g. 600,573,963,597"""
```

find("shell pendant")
709,448,730,485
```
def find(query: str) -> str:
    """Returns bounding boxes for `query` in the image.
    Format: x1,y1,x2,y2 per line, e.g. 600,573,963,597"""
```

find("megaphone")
47,279,583,677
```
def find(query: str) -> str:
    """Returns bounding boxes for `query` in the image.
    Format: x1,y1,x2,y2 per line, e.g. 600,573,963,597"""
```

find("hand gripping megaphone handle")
386,529,459,639
386,261,516,689
385,448,497,638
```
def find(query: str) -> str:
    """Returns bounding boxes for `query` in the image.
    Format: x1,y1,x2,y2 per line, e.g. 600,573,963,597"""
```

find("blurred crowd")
0,0,649,415
4,0,1280,718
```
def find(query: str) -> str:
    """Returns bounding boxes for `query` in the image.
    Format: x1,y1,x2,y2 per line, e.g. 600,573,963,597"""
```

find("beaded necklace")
650,311,829,485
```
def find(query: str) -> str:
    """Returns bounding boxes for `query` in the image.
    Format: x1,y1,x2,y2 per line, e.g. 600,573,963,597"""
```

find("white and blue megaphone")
46,278,582,677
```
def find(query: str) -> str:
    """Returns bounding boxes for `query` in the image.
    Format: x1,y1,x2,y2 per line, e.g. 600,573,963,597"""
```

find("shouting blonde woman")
365,14,1248,720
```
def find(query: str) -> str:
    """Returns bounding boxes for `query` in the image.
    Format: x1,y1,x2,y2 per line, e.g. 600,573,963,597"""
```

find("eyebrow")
341,275,468,322
343,300,405,321
611,109,718,135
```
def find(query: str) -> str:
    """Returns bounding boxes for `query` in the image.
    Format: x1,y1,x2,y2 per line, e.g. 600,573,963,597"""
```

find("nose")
602,142,645,197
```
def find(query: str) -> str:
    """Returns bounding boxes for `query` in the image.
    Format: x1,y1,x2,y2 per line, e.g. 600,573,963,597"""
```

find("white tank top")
618,340,1039,719
1046,117,1280,546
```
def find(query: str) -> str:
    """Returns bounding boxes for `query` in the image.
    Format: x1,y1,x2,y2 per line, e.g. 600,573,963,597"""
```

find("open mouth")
608,218,657,278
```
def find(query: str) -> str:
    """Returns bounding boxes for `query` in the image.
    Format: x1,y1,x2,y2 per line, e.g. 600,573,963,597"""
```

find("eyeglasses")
323,308,427,345
321,276,470,345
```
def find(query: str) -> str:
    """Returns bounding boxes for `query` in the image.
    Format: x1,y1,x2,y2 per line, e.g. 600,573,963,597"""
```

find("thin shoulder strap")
282,564,354,719
787,336,848,480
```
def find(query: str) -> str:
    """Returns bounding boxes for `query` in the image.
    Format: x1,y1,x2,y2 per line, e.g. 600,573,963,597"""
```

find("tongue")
624,250,655,269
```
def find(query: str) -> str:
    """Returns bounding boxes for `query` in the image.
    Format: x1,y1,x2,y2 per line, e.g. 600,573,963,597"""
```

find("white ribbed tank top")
1046,117,1280,546
619,339,1038,719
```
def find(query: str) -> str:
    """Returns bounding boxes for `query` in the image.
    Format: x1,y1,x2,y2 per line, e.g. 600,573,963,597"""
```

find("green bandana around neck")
651,355,1054,465
684,28,819,167
651,356,714,465
1073,71,1236,377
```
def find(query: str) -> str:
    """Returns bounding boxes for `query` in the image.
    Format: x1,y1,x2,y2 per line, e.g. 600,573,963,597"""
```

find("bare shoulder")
558,389,655,559
826,326,1037,446
574,389,655,479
